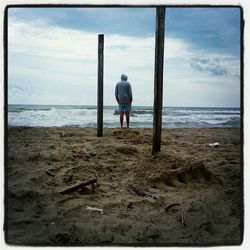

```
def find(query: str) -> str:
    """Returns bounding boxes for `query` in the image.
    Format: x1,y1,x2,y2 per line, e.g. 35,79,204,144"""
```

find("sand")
6,127,242,246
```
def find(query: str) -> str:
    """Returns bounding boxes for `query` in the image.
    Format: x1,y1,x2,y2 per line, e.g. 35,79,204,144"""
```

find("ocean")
8,105,240,128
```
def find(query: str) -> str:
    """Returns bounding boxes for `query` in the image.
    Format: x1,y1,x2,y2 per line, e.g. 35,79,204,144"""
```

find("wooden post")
97,34,104,137
152,7,165,154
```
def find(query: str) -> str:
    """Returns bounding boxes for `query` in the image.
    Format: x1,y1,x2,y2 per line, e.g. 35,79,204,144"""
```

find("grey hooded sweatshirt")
115,74,133,105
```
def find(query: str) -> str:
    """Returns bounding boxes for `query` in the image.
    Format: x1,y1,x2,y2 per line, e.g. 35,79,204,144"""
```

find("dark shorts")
119,104,131,113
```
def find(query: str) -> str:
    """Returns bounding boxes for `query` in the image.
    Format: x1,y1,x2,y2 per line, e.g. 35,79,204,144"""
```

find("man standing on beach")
115,74,133,128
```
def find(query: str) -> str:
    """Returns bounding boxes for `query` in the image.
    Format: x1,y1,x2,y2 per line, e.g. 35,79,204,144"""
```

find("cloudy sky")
8,7,241,107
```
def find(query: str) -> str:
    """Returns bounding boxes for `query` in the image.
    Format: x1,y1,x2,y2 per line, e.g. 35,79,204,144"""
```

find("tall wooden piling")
97,34,104,137
152,7,166,154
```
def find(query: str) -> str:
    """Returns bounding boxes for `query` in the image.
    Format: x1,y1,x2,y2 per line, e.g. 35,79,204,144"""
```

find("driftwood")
60,179,97,195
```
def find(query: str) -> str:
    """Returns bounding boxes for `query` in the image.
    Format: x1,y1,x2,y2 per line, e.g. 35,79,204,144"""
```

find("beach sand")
6,127,242,245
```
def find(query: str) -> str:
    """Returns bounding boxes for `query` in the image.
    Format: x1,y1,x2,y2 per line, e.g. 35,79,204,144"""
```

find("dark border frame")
3,3,244,247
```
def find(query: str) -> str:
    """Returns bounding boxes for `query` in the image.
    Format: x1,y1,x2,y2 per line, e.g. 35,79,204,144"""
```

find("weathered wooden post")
152,7,165,154
97,34,104,137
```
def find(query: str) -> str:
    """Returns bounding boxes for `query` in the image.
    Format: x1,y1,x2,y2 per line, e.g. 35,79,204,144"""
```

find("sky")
7,7,241,107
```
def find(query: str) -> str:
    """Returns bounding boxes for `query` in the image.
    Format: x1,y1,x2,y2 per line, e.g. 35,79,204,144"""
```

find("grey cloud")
190,57,237,78
195,58,210,64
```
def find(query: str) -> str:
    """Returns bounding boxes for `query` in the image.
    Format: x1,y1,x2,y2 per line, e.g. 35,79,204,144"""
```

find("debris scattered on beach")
7,127,241,244
176,205,189,227
94,169,99,181
130,185,147,197
71,146,96,160
60,131,65,137
45,170,55,177
176,215,189,227
125,202,133,209
165,203,180,212
86,206,103,214
129,185,157,200
208,142,220,147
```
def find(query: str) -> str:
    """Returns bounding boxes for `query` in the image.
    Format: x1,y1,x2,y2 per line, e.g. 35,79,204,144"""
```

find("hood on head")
121,74,128,81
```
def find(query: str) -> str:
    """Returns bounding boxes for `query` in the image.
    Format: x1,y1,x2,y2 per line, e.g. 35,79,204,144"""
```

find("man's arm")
115,85,119,103
128,83,133,104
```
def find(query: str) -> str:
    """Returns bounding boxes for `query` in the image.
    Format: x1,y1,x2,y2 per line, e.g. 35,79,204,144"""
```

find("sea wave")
8,105,240,128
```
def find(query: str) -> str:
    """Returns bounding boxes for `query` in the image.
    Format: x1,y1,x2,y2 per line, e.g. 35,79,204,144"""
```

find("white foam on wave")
8,106,240,128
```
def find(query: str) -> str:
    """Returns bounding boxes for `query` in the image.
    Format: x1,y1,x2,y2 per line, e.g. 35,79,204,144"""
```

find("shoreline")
6,127,242,245
6,126,242,130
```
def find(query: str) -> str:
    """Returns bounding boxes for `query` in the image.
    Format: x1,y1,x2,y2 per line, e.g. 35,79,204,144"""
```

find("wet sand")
6,127,242,245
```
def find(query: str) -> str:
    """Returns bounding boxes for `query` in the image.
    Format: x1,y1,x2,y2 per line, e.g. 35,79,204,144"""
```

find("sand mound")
113,129,140,139
116,145,138,155
149,161,222,187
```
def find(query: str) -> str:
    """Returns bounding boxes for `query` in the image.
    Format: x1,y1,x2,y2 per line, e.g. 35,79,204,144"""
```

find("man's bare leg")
125,112,130,128
120,112,124,128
